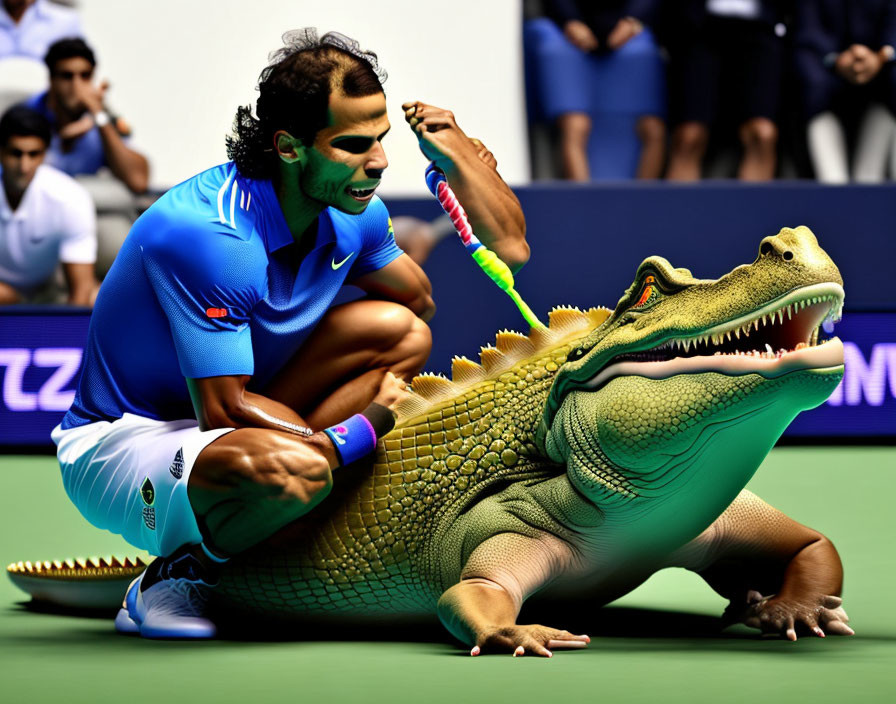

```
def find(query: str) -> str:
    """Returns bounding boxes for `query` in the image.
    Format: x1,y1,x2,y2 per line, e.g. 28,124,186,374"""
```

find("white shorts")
52,414,234,557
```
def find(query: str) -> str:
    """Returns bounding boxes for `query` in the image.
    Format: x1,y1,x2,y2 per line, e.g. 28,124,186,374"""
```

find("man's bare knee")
672,122,708,156
740,118,778,150
0,280,22,304
557,112,592,144
374,307,432,373
637,115,666,145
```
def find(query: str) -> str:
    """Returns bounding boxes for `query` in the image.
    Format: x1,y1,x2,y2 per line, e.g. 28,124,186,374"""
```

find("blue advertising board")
0,308,89,447
787,311,896,437
2,182,894,446
0,308,892,447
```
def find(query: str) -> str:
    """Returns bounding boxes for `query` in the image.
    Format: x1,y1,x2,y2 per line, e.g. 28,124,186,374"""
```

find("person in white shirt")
0,0,82,61
0,104,98,305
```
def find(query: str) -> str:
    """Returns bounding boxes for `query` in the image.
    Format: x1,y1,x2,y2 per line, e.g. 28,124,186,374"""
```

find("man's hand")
851,44,885,83
563,19,599,52
606,16,643,51
402,101,485,175
372,371,412,412
75,77,109,116
58,114,94,140
402,101,529,271
59,78,110,140
723,590,854,641
835,44,884,84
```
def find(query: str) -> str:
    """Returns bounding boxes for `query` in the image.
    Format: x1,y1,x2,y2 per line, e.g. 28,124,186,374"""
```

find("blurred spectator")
0,0,81,61
665,1,789,181
526,0,666,180
795,0,896,183
24,37,149,193
0,104,97,305
391,214,454,266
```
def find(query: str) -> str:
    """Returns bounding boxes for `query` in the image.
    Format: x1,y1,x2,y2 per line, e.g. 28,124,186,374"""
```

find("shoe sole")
138,623,217,639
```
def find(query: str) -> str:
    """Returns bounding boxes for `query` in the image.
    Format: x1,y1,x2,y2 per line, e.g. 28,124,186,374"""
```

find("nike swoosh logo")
331,252,355,270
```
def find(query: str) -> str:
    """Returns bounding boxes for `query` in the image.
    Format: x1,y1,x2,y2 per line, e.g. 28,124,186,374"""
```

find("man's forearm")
442,153,529,273
66,286,94,306
196,384,315,437
63,263,98,307
96,122,149,193
205,388,347,471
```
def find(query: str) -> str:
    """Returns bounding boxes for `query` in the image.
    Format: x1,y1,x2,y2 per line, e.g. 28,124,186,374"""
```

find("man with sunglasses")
24,37,148,193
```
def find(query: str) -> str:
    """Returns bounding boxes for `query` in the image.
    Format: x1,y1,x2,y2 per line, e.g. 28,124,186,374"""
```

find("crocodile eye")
631,274,661,311
567,348,586,362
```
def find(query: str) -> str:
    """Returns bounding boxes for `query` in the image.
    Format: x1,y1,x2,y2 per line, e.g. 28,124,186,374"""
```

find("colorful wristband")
323,403,396,466
324,413,378,466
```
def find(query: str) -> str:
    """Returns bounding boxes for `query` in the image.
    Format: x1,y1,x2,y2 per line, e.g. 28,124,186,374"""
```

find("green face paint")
299,145,372,214
295,94,389,215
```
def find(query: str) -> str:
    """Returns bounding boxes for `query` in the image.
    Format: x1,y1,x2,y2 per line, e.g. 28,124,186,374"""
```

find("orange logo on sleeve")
206,307,228,318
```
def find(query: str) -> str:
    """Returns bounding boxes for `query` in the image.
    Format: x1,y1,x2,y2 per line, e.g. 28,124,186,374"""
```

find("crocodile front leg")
437,531,590,656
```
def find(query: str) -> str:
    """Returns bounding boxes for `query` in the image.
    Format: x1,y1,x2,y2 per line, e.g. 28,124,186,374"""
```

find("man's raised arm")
403,101,529,272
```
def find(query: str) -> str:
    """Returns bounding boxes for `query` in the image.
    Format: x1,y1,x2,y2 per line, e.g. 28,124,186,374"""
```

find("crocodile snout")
755,226,843,288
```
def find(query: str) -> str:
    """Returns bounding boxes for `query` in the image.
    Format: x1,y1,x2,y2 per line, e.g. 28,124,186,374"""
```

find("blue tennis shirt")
62,162,402,429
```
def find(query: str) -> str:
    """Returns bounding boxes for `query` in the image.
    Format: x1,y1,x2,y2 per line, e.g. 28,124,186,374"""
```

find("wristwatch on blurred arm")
92,110,111,128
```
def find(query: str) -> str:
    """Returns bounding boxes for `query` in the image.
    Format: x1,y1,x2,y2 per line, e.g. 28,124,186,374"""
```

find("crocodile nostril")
783,250,794,261
760,242,773,256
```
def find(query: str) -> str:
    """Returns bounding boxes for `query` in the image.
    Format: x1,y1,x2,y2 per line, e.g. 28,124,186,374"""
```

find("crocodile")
10,225,850,652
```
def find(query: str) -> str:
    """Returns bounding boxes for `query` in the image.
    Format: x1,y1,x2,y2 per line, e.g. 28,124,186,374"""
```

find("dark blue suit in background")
794,0,896,117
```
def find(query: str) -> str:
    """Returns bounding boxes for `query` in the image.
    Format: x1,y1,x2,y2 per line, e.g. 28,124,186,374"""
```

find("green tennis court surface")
1,447,893,704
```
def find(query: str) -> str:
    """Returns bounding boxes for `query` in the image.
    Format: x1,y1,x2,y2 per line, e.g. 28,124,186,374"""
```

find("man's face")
0,135,46,194
49,56,95,115
298,90,390,214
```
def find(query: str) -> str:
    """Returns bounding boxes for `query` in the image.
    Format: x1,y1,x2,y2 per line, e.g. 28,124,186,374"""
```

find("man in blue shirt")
25,37,149,193
53,28,529,639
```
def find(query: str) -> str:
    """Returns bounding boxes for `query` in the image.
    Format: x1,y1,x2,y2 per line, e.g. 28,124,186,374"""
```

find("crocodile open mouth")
585,282,845,390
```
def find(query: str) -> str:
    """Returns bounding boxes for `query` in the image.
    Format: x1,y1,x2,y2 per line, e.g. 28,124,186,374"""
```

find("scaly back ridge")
393,306,611,425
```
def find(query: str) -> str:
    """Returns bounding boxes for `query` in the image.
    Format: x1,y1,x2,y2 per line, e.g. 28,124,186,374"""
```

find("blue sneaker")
113,577,140,634
115,547,217,639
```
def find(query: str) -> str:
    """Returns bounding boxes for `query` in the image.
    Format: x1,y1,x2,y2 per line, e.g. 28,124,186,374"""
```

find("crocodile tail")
7,555,147,610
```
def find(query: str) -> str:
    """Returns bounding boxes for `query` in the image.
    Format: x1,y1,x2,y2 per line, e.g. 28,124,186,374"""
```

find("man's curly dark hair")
226,28,387,180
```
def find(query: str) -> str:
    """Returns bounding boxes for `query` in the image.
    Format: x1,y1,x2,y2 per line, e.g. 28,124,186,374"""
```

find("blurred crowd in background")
525,0,896,182
2,0,896,306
